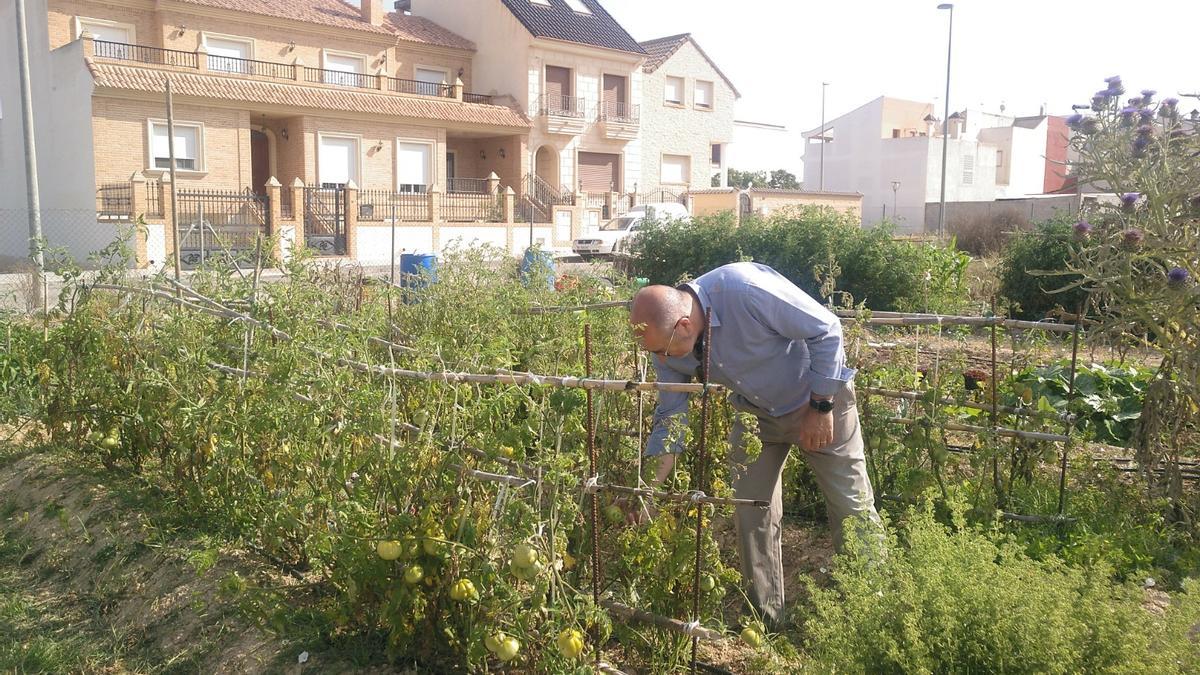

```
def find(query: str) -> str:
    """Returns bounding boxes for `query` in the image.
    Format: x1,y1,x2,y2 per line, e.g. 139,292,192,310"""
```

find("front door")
250,130,270,197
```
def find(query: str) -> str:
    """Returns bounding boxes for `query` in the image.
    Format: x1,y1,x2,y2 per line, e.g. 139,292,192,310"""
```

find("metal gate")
305,186,346,256
175,189,269,267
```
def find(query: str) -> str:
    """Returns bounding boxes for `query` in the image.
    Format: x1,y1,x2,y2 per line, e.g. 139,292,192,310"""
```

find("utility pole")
937,3,955,238
14,0,46,308
166,78,182,280
819,81,829,191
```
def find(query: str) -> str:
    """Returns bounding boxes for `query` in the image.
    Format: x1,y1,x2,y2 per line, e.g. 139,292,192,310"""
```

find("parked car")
572,202,690,259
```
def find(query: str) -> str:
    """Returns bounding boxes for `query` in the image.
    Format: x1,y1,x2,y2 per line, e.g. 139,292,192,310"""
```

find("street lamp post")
819,81,829,191
891,180,901,222
936,3,954,239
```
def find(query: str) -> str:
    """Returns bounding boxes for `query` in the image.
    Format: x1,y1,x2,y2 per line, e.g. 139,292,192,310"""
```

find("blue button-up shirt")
645,262,856,456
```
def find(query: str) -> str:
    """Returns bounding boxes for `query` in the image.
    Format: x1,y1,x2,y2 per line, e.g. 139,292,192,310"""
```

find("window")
892,128,901,138
149,121,201,172
564,0,591,13
962,154,975,185
318,135,360,187
694,80,713,109
322,51,366,87
996,150,1005,168
415,67,448,96
711,143,722,165
661,154,690,185
530,0,550,4
76,17,134,43
396,140,432,193
664,76,684,105
204,35,253,74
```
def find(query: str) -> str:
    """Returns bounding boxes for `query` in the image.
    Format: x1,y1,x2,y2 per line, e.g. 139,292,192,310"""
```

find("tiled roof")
747,188,862,198
173,0,474,49
88,62,530,129
639,33,688,72
639,33,740,98
687,187,736,194
500,0,645,54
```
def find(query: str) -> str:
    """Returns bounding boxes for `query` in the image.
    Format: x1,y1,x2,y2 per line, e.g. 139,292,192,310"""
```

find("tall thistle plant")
1063,77,1199,520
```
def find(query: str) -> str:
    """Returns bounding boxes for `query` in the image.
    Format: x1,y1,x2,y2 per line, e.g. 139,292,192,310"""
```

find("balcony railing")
539,94,587,118
304,67,379,90
358,189,431,222
96,182,132,221
94,40,197,68
448,177,491,194
599,100,640,124
208,54,295,80
89,40,500,105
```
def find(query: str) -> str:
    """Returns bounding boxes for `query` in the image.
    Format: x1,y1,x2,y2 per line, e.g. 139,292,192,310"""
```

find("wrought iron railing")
304,67,379,90
637,188,687,206
448,177,490,194
174,189,270,267
463,92,494,105
599,100,639,123
96,183,132,221
441,192,502,223
526,173,575,206
358,189,431,222
388,77,451,97
280,189,294,220
539,94,587,118
93,40,198,68
304,186,346,256
207,54,295,80
145,180,163,218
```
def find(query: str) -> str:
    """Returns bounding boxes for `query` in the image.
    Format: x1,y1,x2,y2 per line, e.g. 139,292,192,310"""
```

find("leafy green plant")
998,217,1087,320
1011,361,1152,444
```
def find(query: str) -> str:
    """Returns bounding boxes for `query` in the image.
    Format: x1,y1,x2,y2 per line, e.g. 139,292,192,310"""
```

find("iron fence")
207,54,295,79
637,189,687,206
280,189,294,220
442,192,502,223
96,183,132,221
305,67,379,90
175,189,269,267
388,77,452,97
463,92,494,105
93,40,198,68
539,94,587,118
145,180,163,218
599,100,640,123
304,187,346,256
448,177,490,194
358,189,430,222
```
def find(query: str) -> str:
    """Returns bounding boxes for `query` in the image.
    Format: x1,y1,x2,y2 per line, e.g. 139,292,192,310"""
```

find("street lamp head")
937,3,953,9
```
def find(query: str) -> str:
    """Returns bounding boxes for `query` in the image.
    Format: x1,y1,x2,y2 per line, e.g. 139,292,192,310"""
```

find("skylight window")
530,0,550,5
563,0,591,13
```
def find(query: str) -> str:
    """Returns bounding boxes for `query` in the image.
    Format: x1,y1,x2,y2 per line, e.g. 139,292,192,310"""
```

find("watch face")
812,399,834,413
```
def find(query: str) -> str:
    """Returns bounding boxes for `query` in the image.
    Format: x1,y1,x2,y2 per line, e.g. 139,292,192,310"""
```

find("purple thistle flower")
1073,220,1093,238
1132,136,1149,157
1120,192,1141,210
1122,228,1144,247
1136,124,1154,137
1163,97,1179,107
1107,83,1127,97
1167,267,1189,285
1140,89,1156,102
1081,117,1102,135
1066,113,1084,128
1160,105,1178,118
1128,97,1144,108
1139,107,1155,121
1104,75,1122,85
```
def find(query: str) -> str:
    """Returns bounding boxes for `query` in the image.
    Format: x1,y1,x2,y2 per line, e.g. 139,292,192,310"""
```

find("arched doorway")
250,129,271,196
534,145,559,191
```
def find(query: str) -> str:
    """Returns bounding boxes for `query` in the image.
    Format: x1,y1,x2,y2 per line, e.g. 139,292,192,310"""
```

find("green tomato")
376,540,403,561
495,636,520,661
740,626,764,648
556,628,585,659
100,436,120,450
699,574,717,592
603,504,625,525
449,578,477,602
484,633,501,653
422,529,445,556
403,564,424,585
512,543,539,568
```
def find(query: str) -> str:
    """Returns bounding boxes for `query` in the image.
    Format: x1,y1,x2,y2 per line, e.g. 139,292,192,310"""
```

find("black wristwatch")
809,397,835,414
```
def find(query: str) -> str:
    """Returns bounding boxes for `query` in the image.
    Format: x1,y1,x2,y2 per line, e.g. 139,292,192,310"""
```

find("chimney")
362,0,385,25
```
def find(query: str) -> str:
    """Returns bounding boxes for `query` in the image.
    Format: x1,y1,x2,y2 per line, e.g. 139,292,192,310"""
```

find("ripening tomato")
556,628,585,659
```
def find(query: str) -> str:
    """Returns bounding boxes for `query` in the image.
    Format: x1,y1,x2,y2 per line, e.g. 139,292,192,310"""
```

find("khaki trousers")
728,382,881,625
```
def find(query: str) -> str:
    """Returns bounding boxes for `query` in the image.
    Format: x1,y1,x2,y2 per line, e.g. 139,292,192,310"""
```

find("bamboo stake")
883,417,1069,443
584,480,768,509
525,300,632,314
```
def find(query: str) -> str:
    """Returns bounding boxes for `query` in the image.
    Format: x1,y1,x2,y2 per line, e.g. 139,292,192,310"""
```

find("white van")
572,202,690,259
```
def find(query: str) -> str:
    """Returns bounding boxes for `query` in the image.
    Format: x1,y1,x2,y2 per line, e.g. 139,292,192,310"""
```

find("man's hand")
798,404,835,451
622,452,677,525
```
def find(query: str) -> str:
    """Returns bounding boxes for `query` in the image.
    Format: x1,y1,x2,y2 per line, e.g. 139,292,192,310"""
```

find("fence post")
80,30,94,58
265,177,282,264
293,58,304,82
344,180,359,260
291,178,306,251
376,69,387,92
605,191,615,219
195,44,208,74
503,186,515,224
429,186,441,223
453,77,464,102
487,171,501,196
129,172,149,267
630,191,639,208
161,173,176,268
573,190,587,242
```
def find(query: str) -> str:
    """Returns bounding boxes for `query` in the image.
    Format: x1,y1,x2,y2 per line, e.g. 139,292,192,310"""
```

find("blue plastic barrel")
399,252,438,288
520,247,556,290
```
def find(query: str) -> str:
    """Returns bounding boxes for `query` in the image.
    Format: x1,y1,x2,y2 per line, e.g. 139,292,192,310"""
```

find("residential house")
637,33,738,192
801,96,1070,232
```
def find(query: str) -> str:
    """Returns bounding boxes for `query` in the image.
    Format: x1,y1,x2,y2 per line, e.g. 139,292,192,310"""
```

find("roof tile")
500,0,644,54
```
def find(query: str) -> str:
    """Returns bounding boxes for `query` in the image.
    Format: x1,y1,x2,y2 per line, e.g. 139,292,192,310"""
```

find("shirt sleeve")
748,282,856,397
645,355,693,457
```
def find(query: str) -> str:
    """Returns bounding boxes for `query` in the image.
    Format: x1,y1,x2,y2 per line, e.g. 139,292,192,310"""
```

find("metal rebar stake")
1058,297,1087,515
690,308,713,673
584,324,601,668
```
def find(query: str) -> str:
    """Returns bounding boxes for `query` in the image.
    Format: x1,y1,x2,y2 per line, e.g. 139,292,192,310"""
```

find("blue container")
520,247,556,290
399,252,438,288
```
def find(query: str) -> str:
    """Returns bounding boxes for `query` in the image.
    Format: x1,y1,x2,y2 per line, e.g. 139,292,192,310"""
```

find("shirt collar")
680,281,721,327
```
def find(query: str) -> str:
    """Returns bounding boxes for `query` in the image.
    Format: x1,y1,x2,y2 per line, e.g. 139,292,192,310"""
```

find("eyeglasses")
649,317,685,357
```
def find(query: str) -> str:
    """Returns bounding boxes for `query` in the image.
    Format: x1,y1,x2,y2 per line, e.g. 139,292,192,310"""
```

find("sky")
601,0,1200,137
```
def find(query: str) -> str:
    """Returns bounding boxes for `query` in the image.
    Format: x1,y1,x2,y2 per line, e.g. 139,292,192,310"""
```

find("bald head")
630,285,702,357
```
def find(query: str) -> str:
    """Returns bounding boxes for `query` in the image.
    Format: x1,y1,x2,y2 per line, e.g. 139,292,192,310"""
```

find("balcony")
598,101,639,140
88,39,495,105
536,94,588,135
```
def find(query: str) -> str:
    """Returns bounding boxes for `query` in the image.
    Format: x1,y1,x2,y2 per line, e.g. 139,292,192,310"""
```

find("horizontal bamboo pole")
586,479,768,509
883,417,1069,443
601,600,724,642
376,432,538,477
205,361,313,403
836,309,1080,334
525,300,632,314
860,386,1075,423
371,434,535,489
314,319,416,353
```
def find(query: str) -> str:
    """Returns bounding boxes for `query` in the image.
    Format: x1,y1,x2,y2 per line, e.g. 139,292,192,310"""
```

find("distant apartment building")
801,96,1069,232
